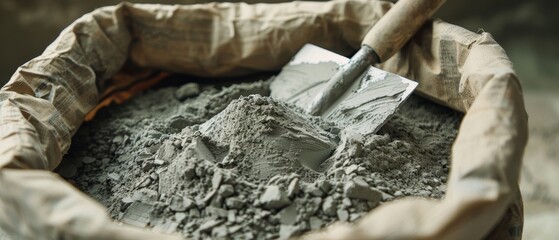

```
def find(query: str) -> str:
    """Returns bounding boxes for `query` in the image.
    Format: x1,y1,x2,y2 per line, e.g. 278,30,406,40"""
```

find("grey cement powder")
58,77,461,239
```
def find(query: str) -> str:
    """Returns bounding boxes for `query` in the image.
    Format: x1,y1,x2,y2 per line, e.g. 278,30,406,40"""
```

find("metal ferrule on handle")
306,0,446,116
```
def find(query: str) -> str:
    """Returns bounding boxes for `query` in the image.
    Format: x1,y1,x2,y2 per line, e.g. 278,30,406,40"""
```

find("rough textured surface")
198,94,337,177
58,77,461,239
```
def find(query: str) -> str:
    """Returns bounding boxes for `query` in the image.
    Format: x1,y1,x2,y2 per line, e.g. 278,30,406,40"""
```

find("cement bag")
0,0,527,239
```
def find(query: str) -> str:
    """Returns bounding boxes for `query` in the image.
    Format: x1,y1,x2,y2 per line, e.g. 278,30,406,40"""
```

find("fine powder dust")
58,77,462,239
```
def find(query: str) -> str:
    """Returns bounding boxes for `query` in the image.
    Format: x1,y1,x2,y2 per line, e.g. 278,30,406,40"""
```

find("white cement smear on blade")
327,76,409,135
270,62,339,106
271,61,409,135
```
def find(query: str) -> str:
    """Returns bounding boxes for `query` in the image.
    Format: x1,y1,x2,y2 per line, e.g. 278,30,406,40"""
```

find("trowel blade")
270,44,417,136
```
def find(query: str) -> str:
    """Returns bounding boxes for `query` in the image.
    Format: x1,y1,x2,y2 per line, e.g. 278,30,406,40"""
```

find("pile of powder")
58,78,462,239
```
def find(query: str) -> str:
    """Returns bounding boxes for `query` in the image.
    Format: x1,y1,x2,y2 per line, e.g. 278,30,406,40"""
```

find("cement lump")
169,195,194,212
218,184,235,198
344,180,382,202
63,79,460,240
280,204,298,225
336,209,349,222
280,225,303,240
260,185,292,210
309,216,323,230
175,82,200,101
80,156,96,164
321,196,337,216
286,178,300,197
122,202,154,227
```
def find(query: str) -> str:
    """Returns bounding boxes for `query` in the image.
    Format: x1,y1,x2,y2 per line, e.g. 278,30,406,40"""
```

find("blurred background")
1,0,557,239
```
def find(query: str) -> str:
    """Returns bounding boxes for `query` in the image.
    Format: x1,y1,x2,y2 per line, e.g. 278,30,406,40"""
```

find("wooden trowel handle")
362,0,446,62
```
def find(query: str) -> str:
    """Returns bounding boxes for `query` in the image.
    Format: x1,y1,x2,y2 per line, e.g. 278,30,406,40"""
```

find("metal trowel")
270,0,445,171
272,0,446,135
